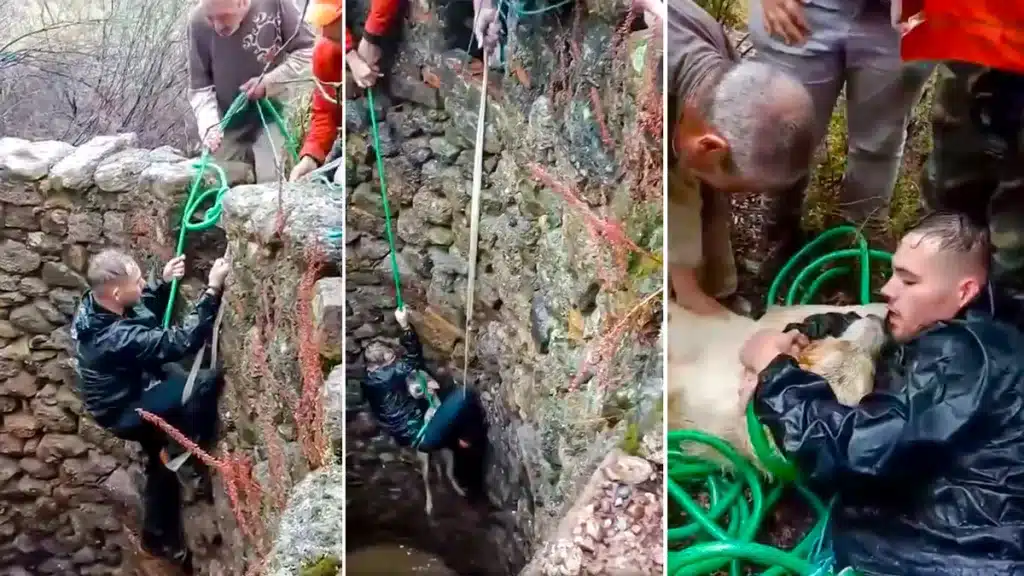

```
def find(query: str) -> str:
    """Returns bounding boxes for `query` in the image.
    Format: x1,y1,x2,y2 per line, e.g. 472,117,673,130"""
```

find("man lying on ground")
739,212,1024,576
71,250,230,573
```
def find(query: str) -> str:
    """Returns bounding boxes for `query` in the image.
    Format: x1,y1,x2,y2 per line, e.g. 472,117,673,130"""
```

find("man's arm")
364,0,402,44
400,325,425,370
120,289,222,364
187,19,221,140
299,40,342,164
140,279,172,317
753,329,986,485
263,0,315,97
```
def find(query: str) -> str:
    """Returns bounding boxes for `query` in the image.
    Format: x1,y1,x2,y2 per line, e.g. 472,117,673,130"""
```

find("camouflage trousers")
922,62,1024,288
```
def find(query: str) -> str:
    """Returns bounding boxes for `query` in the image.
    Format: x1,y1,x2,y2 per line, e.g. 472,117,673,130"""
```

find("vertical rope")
461,54,489,389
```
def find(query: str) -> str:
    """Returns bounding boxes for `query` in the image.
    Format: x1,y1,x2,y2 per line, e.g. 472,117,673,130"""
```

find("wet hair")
364,342,395,367
86,250,138,289
906,211,990,273
700,61,815,188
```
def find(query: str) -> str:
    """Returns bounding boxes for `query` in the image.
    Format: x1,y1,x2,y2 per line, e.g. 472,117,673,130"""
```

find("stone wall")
0,136,345,576
212,181,344,575
345,1,664,573
0,134,248,575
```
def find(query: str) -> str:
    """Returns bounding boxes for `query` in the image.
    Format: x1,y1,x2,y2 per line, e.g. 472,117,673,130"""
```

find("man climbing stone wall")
0,135,345,576
0,134,238,575
344,0,665,573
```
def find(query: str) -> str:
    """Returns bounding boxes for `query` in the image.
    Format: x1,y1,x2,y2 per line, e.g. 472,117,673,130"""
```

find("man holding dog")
740,212,1024,575
361,307,488,505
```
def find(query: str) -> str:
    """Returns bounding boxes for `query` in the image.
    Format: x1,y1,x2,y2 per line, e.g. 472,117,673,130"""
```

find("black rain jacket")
362,326,428,447
70,279,221,428
754,286,1024,576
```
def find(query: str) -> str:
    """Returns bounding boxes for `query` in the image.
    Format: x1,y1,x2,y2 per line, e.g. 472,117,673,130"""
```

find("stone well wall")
0,135,345,576
211,181,344,576
345,0,665,573
0,134,250,575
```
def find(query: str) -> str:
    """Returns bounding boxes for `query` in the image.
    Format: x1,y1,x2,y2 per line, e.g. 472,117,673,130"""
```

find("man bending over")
362,307,488,501
71,250,230,572
740,212,1024,575
667,0,815,316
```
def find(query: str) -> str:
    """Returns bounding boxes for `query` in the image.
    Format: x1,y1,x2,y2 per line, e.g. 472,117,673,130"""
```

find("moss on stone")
620,421,642,456
298,555,341,576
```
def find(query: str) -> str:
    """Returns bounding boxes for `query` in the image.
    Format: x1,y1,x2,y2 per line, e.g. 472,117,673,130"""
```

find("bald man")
667,0,815,316
740,212,1024,575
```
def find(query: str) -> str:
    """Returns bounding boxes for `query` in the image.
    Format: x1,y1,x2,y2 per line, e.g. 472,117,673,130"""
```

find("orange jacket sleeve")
901,0,1024,74
300,38,344,164
363,0,402,41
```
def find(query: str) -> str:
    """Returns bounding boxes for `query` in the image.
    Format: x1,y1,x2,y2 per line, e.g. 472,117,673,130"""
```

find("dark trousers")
108,362,224,550
418,387,488,503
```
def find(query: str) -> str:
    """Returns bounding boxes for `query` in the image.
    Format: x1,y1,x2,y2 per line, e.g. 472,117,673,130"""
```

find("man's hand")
357,37,383,70
240,76,268,100
740,329,808,374
473,0,500,55
203,126,223,153
162,255,186,283
395,306,410,329
762,0,810,46
347,52,382,88
427,378,440,391
289,156,319,182
208,257,231,291
632,0,664,26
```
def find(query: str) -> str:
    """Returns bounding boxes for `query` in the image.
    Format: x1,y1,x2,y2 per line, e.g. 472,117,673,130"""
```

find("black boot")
142,532,194,575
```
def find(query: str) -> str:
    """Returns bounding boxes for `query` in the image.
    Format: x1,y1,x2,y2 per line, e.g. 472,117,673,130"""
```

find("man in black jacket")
739,212,1024,575
71,250,230,573
362,306,488,503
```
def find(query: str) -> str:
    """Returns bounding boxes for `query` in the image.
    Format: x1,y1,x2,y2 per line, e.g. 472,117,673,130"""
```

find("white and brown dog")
407,373,466,515
668,302,889,472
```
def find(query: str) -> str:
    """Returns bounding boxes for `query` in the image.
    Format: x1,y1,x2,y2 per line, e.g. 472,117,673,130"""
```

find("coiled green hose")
667,225,893,576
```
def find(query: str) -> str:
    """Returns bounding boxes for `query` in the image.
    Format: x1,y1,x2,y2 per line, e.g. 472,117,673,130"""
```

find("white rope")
461,53,489,389
181,247,231,404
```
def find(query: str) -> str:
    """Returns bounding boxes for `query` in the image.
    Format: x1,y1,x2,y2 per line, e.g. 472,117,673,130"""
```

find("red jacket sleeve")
345,26,354,52
363,0,402,40
300,39,343,164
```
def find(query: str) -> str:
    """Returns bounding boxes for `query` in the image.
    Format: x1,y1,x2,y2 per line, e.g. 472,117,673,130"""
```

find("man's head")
364,341,397,371
675,61,815,193
87,250,145,312
306,0,343,40
881,212,990,342
200,0,252,37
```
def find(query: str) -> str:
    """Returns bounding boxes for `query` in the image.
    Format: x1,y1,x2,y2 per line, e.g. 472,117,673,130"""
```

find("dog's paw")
450,482,466,497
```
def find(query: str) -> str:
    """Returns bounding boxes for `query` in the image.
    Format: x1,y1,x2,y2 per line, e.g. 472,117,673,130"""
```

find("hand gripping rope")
165,93,298,404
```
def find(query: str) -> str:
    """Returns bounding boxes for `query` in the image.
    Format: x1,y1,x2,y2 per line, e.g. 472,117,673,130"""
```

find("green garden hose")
667,225,894,576
161,93,298,327
365,87,438,433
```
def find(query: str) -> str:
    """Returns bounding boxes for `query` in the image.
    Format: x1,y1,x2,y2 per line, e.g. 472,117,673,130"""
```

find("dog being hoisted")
361,306,489,515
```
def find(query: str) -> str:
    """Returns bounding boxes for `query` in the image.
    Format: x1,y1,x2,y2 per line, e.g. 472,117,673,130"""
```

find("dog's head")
837,314,887,358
